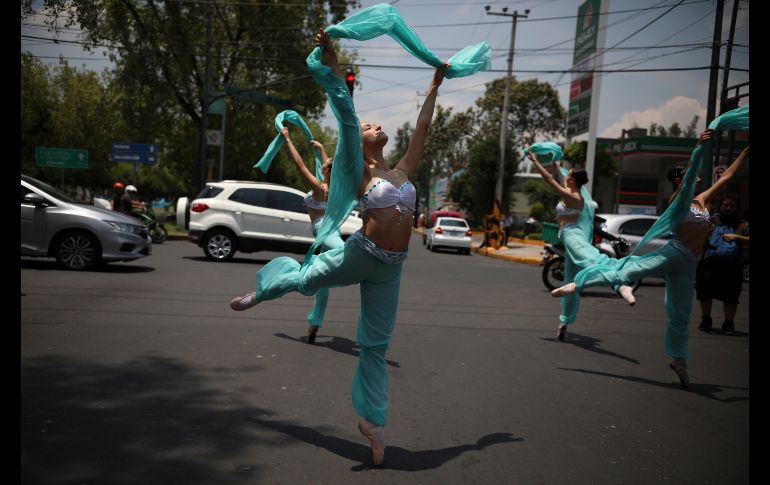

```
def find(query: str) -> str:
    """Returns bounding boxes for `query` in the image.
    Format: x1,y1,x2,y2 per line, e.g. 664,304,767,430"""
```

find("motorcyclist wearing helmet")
111,182,125,211
117,184,136,216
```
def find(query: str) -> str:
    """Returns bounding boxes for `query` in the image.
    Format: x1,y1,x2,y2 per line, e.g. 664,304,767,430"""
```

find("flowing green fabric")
323,3,491,79
302,48,363,264
254,110,325,182
572,105,749,290
619,105,749,266
302,2,491,263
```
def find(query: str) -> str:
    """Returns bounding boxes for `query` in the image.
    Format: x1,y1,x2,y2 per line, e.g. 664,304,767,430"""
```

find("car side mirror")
23,193,48,207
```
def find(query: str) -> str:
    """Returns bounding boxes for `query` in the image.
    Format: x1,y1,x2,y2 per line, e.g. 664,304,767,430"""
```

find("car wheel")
542,256,565,291
54,231,101,270
203,229,237,261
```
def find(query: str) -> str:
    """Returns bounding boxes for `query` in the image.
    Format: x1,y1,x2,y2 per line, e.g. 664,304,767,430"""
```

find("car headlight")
104,220,145,235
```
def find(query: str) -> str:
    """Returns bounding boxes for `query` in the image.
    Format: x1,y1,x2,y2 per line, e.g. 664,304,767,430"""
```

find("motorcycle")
135,206,168,244
541,230,641,292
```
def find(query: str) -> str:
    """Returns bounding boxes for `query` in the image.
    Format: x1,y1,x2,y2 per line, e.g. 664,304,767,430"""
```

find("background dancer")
552,119,749,389
280,126,341,344
527,145,634,342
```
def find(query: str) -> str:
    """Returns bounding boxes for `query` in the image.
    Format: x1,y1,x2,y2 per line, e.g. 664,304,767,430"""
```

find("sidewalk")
414,228,544,266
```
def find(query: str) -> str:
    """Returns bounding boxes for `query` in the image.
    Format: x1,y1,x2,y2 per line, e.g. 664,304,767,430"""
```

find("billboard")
566,0,600,138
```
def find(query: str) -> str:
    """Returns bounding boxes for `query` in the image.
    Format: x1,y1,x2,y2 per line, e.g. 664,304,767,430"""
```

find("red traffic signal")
345,70,355,96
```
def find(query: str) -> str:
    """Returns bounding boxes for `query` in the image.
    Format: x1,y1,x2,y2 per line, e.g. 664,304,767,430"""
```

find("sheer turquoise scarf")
619,105,749,265
323,3,491,79
254,110,325,182
301,3,492,264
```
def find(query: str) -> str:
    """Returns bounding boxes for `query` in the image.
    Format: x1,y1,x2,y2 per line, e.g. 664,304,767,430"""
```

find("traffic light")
345,70,355,96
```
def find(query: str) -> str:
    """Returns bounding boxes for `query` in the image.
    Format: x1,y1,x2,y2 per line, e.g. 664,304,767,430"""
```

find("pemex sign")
567,0,600,137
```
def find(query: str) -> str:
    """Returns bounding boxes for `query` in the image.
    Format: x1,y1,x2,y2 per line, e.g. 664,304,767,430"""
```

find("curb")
472,246,542,266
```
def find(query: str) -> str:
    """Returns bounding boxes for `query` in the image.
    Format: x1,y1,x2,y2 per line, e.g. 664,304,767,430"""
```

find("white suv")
177,181,362,261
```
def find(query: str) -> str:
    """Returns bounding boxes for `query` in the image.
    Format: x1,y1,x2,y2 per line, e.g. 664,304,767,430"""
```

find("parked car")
21,174,151,270
422,210,462,245
176,180,363,261
594,214,672,257
425,216,472,254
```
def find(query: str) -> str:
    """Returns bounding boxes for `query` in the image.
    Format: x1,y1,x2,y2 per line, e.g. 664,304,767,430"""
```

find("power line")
408,0,711,28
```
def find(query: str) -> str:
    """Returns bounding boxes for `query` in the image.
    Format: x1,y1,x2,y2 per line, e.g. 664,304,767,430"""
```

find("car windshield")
22,175,82,204
439,219,468,228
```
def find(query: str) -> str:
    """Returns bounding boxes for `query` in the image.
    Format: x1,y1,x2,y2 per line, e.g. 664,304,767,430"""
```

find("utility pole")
197,0,214,194
613,129,629,213
713,0,742,182
487,5,528,205
483,5,528,249
703,0,724,188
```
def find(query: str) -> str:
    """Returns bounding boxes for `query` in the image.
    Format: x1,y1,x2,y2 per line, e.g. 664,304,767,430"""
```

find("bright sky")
21,0,749,161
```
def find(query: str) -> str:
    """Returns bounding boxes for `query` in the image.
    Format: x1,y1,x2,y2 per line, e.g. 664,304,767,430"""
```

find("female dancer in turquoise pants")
279,127,343,343
552,121,749,389
229,28,459,464
527,147,635,342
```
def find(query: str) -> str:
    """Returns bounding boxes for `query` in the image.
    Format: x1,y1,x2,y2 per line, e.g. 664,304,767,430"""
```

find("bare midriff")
307,207,325,223
361,209,414,252
557,215,580,227
675,221,710,256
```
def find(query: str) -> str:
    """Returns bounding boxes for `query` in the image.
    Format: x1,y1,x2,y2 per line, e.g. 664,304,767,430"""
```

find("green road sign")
35,147,89,169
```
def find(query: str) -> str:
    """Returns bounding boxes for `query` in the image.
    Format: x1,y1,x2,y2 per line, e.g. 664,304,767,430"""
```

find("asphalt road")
21,233,749,484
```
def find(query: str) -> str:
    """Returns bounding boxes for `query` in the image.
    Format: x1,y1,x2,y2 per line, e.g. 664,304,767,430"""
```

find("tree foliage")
21,0,358,195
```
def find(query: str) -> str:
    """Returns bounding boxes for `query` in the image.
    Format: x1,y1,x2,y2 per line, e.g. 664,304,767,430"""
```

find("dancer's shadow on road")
542,332,639,365
274,333,400,368
559,367,749,402
248,416,521,471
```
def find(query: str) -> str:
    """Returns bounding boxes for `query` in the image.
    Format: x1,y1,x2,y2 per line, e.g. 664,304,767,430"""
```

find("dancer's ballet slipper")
307,325,319,344
617,285,636,306
551,282,576,297
557,323,567,341
230,291,259,311
358,420,385,466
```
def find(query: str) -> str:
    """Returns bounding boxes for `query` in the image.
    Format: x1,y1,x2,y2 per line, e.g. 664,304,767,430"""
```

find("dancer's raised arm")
395,65,448,178
528,151,581,203
281,127,325,192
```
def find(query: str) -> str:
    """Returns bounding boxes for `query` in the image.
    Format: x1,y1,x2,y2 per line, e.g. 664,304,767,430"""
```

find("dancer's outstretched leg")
305,230,345,343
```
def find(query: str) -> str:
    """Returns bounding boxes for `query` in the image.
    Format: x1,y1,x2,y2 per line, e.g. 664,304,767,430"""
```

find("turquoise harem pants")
307,217,345,327
254,235,404,426
559,225,616,325
573,240,698,359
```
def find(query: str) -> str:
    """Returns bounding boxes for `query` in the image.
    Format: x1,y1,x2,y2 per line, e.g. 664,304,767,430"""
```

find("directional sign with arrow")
35,147,89,169
111,142,159,165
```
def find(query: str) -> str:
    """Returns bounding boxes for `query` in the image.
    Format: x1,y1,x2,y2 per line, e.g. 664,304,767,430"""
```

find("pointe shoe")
229,291,258,311
669,358,690,389
551,282,576,297
358,420,385,466
307,325,319,344
557,324,567,341
618,285,636,306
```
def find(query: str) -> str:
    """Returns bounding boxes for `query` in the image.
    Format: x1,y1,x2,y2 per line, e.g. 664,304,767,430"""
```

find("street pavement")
21,233,750,484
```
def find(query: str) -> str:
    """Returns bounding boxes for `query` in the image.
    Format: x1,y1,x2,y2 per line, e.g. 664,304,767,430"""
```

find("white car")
425,216,472,255
177,180,363,261
595,214,672,257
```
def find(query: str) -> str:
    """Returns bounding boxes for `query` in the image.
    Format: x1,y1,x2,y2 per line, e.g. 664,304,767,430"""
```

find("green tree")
683,115,699,138
522,179,559,223
23,0,359,193
667,121,682,137
563,140,616,180
448,135,515,226
474,77,565,148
